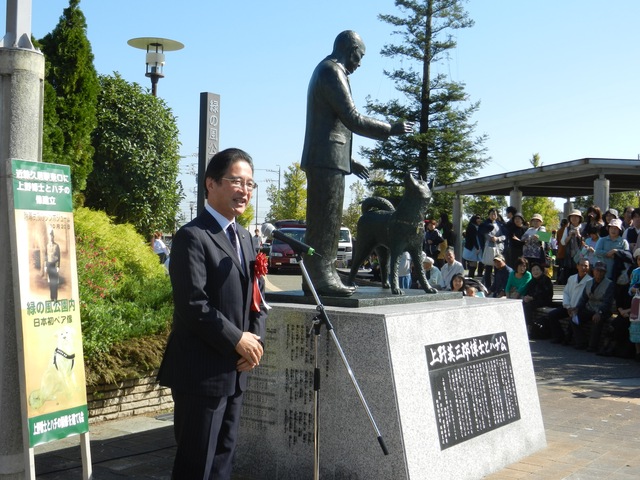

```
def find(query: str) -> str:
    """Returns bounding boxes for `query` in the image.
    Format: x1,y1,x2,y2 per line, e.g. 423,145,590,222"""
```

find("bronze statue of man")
301,30,413,296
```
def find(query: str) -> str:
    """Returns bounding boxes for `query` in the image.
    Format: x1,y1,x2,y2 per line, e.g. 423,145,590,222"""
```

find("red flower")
251,253,269,312
254,252,268,278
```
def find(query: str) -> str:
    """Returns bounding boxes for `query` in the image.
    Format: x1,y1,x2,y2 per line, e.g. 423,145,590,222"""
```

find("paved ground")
33,338,640,479
32,275,640,478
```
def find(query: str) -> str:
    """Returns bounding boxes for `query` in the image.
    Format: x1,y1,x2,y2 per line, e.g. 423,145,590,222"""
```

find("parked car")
336,226,353,268
268,227,306,273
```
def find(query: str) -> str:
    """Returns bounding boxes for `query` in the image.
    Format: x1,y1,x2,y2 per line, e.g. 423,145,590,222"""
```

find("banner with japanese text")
11,159,89,447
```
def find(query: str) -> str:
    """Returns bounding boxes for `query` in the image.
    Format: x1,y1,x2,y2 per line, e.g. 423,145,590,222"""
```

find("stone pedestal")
235,293,546,480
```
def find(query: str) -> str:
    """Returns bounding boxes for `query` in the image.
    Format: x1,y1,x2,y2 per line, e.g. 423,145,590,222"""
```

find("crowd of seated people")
458,204,640,360
357,204,640,362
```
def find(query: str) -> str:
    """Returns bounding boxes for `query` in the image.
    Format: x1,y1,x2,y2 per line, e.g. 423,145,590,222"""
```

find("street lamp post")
127,37,184,96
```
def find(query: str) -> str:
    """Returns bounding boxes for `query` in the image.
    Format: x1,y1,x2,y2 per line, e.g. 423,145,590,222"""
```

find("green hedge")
74,207,173,384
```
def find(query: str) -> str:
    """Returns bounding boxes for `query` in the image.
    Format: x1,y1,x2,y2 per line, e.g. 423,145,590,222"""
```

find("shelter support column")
594,175,609,213
452,195,463,260
509,188,522,213
563,200,574,219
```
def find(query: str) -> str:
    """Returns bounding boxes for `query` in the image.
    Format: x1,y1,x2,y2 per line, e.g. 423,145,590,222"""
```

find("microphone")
261,223,320,257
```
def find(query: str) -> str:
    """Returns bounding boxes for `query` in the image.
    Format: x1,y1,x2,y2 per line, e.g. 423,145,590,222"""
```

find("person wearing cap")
420,255,443,290
599,208,619,237
594,218,630,281
506,212,527,270
440,247,465,290
571,261,614,351
521,213,547,268
596,217,634,314
547,258,592,344
487,254,512,298
560,209,584,278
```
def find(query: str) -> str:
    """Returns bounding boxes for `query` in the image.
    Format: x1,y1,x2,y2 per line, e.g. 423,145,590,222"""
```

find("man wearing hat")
560,209,584,278
599,208,619,237
488,254,512,298
420,255,443,290
571,261,614,351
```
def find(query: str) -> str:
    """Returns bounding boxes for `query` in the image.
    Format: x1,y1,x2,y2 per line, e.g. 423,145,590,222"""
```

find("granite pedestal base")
235,295,546,480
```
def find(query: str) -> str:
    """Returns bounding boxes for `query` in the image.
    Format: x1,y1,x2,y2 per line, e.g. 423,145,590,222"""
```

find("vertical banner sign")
197,92,221,214
11,159,89,447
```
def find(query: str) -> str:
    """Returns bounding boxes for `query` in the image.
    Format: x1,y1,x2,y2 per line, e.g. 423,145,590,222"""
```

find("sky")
3,0,639,226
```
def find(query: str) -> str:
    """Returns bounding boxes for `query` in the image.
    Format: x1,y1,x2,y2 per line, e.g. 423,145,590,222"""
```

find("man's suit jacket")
301,56,393,174
157,210,268,397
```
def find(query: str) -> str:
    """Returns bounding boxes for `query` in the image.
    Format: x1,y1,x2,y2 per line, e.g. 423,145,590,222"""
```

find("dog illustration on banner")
29,326,77,410
348,174,438,295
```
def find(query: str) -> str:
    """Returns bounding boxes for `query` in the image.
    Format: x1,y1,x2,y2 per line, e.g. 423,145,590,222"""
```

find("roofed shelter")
433,158,640,257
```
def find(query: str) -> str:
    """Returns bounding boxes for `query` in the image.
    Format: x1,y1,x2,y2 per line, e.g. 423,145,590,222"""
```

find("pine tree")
363,0,489,217
39,0,99,196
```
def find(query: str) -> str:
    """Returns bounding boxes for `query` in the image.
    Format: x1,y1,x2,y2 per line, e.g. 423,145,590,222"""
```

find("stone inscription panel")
242,317,330,452
425,332,520,450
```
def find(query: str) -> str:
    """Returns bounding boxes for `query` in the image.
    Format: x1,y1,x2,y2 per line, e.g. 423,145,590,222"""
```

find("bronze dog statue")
348,174,437,295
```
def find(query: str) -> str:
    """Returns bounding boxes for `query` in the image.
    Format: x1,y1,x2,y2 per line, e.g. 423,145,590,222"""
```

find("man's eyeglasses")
222,177,258,192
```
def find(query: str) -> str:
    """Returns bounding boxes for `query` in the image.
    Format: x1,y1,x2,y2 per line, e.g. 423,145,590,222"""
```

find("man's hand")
237,357,255,372
390,121,414,136
350,159,369,180
235,332,263,369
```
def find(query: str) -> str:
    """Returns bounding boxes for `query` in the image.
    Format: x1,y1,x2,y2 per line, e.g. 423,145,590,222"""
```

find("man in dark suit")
301,30,413,296
158,148,268,479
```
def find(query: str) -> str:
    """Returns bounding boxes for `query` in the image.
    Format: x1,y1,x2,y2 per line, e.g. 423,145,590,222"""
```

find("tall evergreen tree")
363,0,489,217
39,0,99,196
85,74,181,236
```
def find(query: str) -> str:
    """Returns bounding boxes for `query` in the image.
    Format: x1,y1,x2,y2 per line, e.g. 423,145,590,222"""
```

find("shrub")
74,207,172,383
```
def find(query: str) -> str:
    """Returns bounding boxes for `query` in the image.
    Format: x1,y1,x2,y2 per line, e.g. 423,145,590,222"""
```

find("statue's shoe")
302,276,356,297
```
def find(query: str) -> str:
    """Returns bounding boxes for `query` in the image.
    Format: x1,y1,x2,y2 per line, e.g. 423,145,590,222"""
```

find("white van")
336,226,353,268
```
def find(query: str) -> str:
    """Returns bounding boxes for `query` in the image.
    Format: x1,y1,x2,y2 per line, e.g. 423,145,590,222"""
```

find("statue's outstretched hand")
390,121,414,136
351,159,369,180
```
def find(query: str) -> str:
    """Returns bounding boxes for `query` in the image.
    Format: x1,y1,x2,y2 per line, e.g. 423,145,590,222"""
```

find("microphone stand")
297,254,388,480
